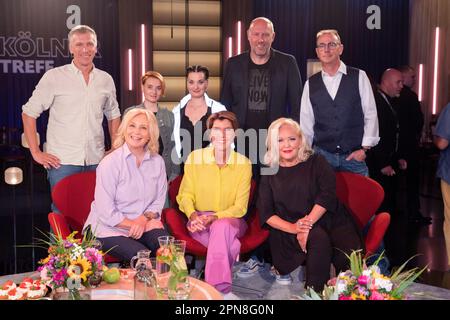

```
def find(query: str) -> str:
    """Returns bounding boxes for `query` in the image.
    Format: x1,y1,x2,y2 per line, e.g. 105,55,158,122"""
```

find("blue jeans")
314,146,369,177
47,164,98,212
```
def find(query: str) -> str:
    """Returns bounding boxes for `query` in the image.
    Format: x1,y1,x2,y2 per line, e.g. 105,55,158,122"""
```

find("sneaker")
236,257,264,278
270,266,292,285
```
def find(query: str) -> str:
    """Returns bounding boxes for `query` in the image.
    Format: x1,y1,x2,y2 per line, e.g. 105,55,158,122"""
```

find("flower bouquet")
36,229,106,300
302,250,426,300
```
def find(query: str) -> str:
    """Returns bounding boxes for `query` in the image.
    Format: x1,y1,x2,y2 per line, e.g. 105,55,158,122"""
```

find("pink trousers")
189,214,247,293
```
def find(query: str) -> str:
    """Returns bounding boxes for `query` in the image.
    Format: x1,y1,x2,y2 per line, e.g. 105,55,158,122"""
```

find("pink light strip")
418,64,423,102
237,21,242,55
141,24,146,77
141,24,146,100
432,27,440,115
128,49,133,91
228,37,233,59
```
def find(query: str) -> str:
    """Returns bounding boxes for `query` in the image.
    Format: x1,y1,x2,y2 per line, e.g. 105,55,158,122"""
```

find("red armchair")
47,171,119,263
335,171,391,257
161,175,269,257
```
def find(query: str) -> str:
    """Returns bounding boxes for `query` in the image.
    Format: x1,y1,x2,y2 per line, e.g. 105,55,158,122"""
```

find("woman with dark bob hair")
176,111,251,298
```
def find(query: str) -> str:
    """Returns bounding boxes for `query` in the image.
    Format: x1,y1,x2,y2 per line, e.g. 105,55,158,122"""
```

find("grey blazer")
123,104,180,180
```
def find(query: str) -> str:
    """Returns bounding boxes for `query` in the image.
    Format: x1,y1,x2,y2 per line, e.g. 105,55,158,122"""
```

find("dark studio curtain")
254,0,410,83
0,0,120,146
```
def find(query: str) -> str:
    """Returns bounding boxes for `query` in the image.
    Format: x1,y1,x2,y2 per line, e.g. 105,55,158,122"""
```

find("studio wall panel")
160,76,220,102
153,51,221,76
153,26,220,51
153,0,220,26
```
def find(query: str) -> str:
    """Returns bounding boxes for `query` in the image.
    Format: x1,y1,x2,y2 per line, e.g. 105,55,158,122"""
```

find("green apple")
103,267,121,284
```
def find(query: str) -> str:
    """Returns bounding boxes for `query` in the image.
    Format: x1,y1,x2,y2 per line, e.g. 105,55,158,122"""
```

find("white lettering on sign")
366,5,381,30
66,5,81,29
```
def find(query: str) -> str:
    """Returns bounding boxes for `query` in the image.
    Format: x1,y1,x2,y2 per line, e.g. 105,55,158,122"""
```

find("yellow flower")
39,256,50,265
351,293,367,300
67,257,92,282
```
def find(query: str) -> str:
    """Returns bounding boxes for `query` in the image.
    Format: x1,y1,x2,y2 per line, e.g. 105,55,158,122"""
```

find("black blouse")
180,105,212,159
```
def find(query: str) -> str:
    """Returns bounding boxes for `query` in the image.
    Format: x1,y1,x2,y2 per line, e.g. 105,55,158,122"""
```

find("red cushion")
162,208,207,256
335,171,390,258
164,175,269,257
365,212,390,255
48,171,119,264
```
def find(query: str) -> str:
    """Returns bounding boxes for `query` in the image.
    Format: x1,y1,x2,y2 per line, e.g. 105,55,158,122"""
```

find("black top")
366,90,400,172
245,57,270,130
308,66,364,153
257,153,356,273
153,111,164,156
221,48,303,125
180,105,211,159
394,86,424,158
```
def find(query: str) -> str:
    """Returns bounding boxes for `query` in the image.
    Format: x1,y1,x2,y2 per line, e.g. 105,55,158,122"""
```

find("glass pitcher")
131,249,156,300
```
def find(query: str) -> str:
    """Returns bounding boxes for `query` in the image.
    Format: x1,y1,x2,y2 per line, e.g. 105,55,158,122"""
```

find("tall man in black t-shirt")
221,17,303,281
221,17,303,178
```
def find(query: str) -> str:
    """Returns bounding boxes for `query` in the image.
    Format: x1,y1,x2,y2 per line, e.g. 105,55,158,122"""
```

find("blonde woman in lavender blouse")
83,108,169,261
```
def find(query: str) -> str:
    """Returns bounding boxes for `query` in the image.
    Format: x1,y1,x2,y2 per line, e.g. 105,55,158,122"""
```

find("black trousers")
405,155,421,215
98,228,169,262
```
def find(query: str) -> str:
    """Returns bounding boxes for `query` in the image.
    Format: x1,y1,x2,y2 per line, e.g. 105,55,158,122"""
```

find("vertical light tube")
141,24,146,101
237,21,242,55
432,27,440,115
418,64,423,102
141,24,146,77
128,49,133,91
228,37,233,59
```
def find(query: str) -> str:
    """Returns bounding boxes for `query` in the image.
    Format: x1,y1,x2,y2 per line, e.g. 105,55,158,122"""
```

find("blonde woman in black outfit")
258,118,363,291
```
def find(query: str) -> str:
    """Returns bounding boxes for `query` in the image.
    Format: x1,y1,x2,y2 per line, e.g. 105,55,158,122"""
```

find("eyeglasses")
316,42,340,51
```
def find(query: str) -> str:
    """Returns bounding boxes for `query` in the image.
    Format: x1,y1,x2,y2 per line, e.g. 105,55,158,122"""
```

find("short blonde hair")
141,71,166,96
264,118,313,167
113,108,159,154
316,29,341,44
68,25,97,47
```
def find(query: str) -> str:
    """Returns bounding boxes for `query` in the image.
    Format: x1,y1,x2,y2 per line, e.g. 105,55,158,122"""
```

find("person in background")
124,71,179,181
83,109,169,261
176,111,252,299
258,118,363,289
300,29,379,176
434,102,450,273
367,69,407,216
366,69,407,268
173,65,226,168
22,25,120,202
395,65,430,224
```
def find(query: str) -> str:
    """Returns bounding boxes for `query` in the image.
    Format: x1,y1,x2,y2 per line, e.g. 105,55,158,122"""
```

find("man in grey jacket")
221,17,303,176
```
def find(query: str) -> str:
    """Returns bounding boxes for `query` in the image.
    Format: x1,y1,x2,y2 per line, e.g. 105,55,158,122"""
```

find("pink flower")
369,290,385,300
327,277,337,286
53,268,68,286
339,295,352,300
85,248,103,266
358,275,370,286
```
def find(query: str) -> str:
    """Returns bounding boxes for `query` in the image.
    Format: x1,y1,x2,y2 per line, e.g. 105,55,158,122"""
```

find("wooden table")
0,269,223,300
92,269,222,300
